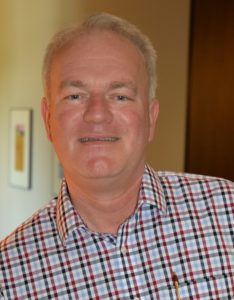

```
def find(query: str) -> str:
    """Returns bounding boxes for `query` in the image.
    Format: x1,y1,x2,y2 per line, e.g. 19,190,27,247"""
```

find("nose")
83,94,113,124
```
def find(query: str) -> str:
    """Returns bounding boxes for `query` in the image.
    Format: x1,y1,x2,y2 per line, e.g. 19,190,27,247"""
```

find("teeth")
79,137,119,143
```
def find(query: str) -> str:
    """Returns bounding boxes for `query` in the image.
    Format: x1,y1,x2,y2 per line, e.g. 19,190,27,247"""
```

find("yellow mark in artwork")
15,124,25,171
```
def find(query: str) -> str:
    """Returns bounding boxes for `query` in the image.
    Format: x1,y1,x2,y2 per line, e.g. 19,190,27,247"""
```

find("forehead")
52,29,146,70
47,29,149,97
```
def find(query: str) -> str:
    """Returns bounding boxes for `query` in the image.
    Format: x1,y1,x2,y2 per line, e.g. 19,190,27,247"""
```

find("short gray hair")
42,12,157,99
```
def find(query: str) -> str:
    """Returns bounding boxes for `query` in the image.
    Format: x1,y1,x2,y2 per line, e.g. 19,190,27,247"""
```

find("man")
0,13,233,299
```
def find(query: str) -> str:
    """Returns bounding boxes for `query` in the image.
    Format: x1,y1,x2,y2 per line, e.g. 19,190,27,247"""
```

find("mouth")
79,137,120,143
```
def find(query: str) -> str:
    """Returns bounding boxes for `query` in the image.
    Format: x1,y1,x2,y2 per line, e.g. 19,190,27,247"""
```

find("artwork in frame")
9,108,32,189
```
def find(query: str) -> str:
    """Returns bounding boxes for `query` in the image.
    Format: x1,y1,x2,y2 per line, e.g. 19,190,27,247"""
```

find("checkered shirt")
0,165,234,299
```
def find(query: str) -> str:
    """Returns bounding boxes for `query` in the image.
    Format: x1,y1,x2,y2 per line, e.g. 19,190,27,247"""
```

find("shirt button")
120,246,127,255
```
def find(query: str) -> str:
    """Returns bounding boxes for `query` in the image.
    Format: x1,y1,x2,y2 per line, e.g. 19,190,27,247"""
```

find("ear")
41,97,53,142
148,99,159,142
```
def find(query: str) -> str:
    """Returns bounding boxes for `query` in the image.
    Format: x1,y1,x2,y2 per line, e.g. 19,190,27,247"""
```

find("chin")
82,158,120,179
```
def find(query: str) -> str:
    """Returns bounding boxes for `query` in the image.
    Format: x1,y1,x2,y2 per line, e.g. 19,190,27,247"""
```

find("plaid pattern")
0,165,233,299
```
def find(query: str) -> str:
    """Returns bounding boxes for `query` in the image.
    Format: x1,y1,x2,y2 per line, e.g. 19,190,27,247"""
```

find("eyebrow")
108,81,137,93
59,80,88,90
59,79,137,94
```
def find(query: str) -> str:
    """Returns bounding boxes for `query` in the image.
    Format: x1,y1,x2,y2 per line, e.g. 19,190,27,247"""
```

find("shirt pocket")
177,273,234,299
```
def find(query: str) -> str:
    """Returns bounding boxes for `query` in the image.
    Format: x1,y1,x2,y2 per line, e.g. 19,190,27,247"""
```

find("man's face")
42,30,158,184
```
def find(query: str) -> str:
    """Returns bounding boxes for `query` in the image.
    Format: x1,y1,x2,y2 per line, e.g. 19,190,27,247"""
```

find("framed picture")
9,108,32,189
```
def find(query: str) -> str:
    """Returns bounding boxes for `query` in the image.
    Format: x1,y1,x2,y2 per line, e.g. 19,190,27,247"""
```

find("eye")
116,95,130,101
66,94,81,101
64,93,88,102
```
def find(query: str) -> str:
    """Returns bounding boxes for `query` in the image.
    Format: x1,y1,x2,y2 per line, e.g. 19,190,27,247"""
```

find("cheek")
120,109,149,140
50,107,81,136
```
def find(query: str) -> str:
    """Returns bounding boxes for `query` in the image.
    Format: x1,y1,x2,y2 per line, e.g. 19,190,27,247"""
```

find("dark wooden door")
186,0,234,181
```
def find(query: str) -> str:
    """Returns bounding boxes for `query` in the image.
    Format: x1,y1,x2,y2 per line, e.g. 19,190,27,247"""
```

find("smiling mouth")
79,137,120,143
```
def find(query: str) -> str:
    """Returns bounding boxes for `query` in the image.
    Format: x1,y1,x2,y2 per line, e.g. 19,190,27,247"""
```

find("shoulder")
146,165,233,202
157,171,233,193
0,198,57,253
146,164,233,204
155,170,233,213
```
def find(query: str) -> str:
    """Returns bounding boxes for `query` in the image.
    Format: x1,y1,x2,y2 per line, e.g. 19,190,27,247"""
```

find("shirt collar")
56,180,84,245
56,164,167,245
139,164,167,214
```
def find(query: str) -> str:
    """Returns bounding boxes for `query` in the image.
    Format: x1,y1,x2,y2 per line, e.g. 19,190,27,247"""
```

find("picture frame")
9,108,32,189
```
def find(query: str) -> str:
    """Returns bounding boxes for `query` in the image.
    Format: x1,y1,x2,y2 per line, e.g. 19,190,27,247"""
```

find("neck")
65,169,144,235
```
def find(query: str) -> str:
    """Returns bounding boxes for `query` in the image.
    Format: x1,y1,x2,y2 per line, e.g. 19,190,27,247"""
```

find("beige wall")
0,0,190,239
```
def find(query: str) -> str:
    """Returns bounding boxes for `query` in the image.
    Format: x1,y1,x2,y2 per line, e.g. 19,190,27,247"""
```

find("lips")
79,137,120,143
